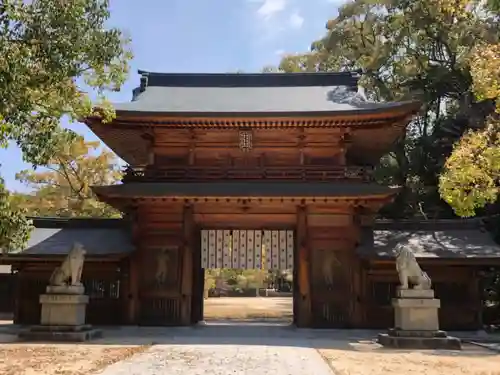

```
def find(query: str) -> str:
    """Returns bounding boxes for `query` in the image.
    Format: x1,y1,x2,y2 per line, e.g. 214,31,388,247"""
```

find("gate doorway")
192,229,296,325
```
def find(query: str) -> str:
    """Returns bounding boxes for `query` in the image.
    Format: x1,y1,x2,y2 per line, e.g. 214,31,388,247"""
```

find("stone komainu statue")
395,243,432,290
49,242,86,287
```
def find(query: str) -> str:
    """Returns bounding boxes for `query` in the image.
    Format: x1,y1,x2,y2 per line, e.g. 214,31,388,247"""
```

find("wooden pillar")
296,204,311,327
127,253,139,324
126,211,140,324
13,267,21,324
350,210,363,327
180,204,194,325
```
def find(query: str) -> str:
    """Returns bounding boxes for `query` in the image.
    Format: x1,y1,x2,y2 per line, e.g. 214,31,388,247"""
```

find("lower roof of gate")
92,181,397,199
1,217,499,260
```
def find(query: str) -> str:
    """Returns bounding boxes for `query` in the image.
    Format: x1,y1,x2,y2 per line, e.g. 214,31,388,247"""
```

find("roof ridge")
135,70,362,89
29,217,126,229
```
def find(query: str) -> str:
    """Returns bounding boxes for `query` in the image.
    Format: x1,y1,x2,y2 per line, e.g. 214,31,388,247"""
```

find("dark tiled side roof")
7,217,134,256
8,216,498,259
357,218,500,258
92,182,397,198
19,228,134,255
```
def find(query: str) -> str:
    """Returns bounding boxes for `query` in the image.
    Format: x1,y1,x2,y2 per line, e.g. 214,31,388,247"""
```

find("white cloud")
256,0,287,19
248,0,305,44
274,49,285,56
288,11,304,29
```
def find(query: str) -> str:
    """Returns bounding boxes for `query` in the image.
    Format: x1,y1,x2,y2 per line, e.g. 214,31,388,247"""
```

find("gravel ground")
95,344,334,375
2,322,499,375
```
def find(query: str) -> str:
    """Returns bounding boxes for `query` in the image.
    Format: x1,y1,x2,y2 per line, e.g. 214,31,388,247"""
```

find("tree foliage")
0,181,32,253
272,0,500,219
13,133,122,218
0,0,131,250
440,122,500,216
439,3,500,216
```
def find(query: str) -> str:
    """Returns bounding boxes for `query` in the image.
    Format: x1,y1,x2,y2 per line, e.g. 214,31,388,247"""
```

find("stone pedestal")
40,293,88,326
378,288,461,350
19,286,101,342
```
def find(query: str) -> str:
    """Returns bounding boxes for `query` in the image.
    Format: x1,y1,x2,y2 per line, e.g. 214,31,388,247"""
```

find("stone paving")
92,324,340,374
96,344,335,375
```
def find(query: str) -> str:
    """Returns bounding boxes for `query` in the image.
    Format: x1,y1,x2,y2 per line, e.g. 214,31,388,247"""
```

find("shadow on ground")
0,322,498,356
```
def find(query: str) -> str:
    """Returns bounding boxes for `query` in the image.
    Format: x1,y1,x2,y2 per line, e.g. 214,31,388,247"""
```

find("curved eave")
92,183,400,206
85,100,421,127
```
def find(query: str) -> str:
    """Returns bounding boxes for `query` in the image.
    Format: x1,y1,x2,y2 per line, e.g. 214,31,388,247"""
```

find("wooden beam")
296,204,311,327
180,204,194,325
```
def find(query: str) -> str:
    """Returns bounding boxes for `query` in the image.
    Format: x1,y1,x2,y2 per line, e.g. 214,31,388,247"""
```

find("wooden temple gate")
85,70,423,328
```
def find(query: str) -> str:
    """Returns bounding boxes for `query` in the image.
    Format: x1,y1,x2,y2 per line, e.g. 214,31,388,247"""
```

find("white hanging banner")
200,229,294,270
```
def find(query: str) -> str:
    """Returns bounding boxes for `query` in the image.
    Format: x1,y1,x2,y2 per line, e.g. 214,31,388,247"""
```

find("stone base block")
387,328,448,338
396,288,435,299
45,285,85,295
378,332,462,350
393,297,440,331
39,294,89,326
19,325,102,342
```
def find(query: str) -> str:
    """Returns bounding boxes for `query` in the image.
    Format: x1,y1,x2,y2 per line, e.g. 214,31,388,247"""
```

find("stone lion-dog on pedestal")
49,242,86,289
395,242,432,290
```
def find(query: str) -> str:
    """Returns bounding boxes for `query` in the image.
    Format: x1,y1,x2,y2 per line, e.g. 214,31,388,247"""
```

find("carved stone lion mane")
49,242,86,287
395,243,432,290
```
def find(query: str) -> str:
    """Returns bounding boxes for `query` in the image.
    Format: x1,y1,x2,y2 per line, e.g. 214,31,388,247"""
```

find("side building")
2,71,499,329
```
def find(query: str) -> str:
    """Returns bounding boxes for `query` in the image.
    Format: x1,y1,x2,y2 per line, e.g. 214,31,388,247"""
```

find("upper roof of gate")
103,70,419,117
84,70,421,165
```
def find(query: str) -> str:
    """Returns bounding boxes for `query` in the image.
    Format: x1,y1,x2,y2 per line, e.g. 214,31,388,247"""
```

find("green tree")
272,0,500,219
0,0,132,250
439,1,500,216
14,133,122,218
0,184,32,253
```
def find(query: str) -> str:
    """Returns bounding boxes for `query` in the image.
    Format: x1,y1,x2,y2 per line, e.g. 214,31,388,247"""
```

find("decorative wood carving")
238,130,253,152
143,247,179,290
321,250,342,287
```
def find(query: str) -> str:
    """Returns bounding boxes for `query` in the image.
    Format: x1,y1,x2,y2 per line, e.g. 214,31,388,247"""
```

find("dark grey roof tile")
111,71,421,116
116,85,418,116
357,228,500,258
15,227,134,256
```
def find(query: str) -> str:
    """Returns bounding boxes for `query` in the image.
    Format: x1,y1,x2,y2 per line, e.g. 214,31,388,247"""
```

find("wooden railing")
122,165,375,183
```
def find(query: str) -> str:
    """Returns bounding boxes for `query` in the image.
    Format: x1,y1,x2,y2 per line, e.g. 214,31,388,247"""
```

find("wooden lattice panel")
201,229,294,269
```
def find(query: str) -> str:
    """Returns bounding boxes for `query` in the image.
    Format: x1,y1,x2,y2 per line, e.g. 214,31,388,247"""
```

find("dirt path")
204,297,293,321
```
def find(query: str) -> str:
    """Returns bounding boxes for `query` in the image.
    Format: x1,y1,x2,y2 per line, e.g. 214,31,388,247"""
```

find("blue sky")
0,0,341,192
